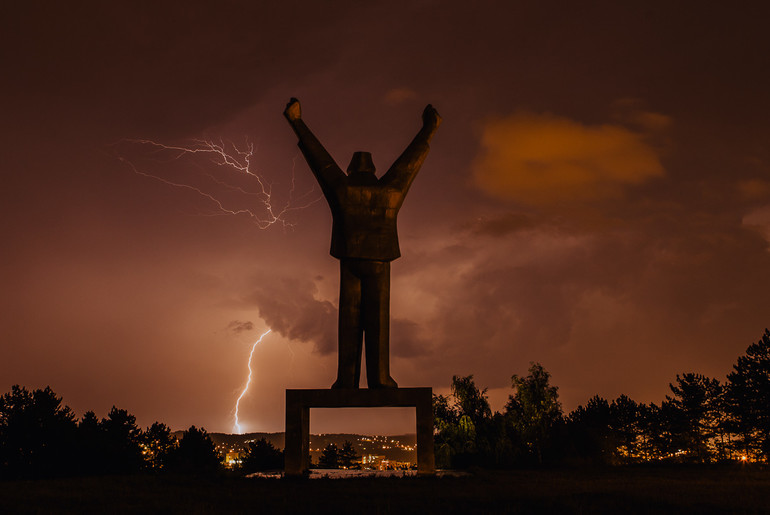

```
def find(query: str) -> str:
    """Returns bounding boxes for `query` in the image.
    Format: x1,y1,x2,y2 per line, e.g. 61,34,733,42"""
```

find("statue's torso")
328,183,404,261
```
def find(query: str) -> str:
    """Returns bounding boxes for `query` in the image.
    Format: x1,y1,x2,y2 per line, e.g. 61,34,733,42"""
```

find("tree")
241,437,283,472
432,376,495,468
166,426,221,474
338,440,359,469
100,407,145,474
725,329,770,461
143,422,177,471
77,410,107,475
665,373,723,462
318,443,339,469
610,395,646,462
567,395,616,464
505,362,562,464
452,375,492,426
568,394,660,464
0,385,78,479
433,393,458,427
433,393,459,468
637,402,666,460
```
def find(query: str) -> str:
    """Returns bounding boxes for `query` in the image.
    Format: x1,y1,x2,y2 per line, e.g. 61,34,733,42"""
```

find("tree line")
316,441,359,469
434,329,770,468
3,329,767,477
0,387,284,480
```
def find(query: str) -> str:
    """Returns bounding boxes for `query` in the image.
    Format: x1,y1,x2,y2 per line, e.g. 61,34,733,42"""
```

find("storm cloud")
246,275,336,355
226,320,254,334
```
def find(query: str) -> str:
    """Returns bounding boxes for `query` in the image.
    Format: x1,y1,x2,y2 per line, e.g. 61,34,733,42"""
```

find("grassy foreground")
1,466,769,514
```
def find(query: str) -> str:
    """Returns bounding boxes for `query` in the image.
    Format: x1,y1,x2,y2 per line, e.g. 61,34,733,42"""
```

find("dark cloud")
391,318,431,358
391,185,770,402
227,320,254,334
246,275,336,355
244,274,435,358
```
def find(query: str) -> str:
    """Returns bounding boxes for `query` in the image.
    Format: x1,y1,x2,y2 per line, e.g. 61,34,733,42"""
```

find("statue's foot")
331,378,358,389
369,376,398,389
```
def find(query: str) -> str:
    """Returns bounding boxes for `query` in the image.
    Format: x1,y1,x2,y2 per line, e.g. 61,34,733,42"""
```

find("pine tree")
725,329,770,461
241,437,283,472
338,440,359,469
665,373,722,462
143,421,177,470
166,426,221,473
0,385,78,479
318,443,339,469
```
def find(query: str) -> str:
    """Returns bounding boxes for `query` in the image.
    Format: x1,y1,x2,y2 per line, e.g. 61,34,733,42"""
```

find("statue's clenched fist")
422,104,442,131
284,98,301,122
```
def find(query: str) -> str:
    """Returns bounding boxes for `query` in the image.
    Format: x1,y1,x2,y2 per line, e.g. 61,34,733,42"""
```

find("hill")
172,431,417,464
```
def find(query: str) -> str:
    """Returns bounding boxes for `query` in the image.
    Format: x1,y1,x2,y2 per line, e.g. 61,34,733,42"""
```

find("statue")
284,98,441,389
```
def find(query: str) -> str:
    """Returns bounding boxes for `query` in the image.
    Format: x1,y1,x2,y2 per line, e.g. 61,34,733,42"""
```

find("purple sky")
2,1,769,434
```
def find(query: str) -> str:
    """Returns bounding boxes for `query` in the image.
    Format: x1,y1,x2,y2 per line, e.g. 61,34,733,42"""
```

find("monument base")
284,387,435,476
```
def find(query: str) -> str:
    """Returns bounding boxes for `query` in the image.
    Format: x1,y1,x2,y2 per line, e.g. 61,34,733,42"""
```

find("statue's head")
347,151,376,175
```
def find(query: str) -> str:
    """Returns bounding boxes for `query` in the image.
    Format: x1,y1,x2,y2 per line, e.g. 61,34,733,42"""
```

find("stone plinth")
284,387,434,476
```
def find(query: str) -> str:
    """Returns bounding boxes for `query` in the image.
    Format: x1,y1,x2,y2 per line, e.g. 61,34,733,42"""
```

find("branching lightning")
234,329,272,434
117,138,320,229
117,138,304,433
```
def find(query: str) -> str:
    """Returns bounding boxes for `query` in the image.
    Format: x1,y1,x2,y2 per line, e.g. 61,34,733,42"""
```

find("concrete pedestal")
285,387,434,476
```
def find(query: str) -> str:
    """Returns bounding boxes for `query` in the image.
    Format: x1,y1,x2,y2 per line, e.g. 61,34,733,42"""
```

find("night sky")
2,2,769,435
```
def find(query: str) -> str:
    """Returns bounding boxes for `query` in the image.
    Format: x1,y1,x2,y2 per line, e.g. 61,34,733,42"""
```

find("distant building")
360,455,412,470
224,450,243,468
361,454,386,469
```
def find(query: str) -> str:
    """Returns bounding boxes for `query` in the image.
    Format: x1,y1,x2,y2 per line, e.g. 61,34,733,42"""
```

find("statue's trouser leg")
361,260,398,388
333,260,363,389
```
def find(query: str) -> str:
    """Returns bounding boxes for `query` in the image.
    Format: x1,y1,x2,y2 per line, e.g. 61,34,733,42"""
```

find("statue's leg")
333,260,363,389
362,260,397,389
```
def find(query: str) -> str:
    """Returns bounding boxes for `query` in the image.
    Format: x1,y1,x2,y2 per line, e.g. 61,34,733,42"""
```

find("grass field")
1,466,769,514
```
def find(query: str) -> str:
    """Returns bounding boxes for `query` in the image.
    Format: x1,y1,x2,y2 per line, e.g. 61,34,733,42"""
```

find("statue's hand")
284,98,301,122
422,104,442,130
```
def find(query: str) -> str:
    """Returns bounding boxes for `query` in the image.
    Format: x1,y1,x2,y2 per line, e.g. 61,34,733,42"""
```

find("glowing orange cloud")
472,113,665,205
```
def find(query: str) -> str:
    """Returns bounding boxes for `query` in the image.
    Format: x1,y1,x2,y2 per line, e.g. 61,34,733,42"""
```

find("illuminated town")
210,433,417,470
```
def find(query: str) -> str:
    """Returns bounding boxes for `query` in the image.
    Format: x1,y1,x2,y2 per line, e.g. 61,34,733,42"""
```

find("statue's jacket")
294,121,431,262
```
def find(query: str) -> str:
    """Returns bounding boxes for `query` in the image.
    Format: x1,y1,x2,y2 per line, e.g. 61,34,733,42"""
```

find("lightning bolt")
116,138,321,229
117,138,305,432
234,329,272,434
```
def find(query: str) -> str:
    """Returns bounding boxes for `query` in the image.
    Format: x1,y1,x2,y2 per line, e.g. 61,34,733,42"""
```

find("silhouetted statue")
284,98,441,389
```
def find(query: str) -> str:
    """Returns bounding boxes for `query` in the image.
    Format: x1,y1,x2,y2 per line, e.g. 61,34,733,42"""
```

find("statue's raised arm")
283,98,345,193
380,104,442,194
